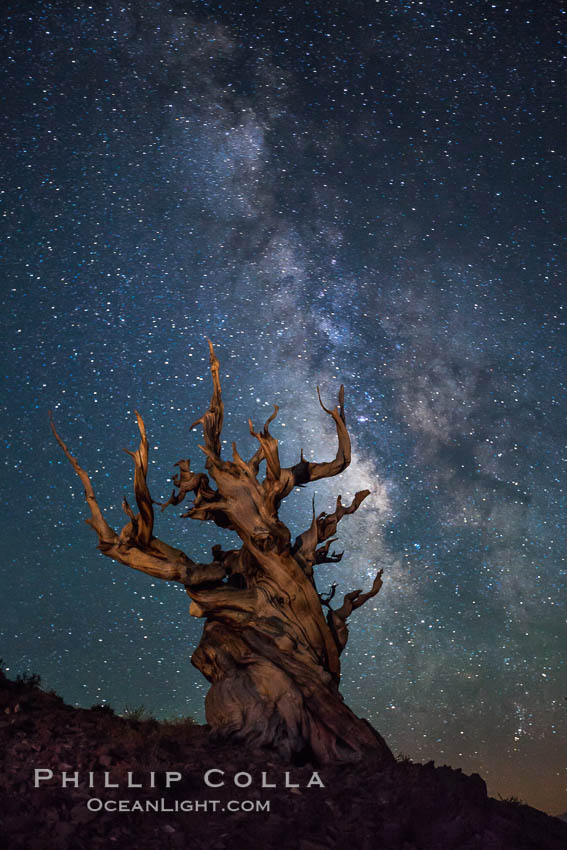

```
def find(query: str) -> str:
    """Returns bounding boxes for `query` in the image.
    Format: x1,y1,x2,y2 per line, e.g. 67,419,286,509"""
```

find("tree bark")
51,341,393,765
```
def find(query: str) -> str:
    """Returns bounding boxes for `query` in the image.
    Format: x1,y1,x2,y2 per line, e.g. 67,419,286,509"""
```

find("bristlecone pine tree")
51,342,392,764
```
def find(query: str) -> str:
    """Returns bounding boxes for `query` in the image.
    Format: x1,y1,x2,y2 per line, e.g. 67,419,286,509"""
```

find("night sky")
2,0,565,815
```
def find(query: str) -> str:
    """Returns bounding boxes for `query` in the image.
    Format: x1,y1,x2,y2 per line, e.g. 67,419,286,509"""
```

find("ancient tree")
51,342,392,764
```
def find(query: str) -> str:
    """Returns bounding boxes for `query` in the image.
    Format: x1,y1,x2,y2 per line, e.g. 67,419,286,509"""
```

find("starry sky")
1,0,565,815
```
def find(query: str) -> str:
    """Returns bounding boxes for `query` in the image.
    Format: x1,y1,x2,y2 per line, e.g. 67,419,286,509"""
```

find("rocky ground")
1,669,566,850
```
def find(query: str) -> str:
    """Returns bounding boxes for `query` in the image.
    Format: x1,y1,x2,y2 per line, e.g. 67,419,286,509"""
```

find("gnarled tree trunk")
51,342,392,764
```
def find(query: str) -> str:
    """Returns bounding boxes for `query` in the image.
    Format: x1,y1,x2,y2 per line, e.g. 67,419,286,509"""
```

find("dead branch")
314,539,344,565
292,491,369,570
50,413,230,588
316,490,371,543
327,569,384,655
248,405,282,482
291,497,319,573
49,412,117,546
286,385,351,487
123,410,153,546
190,339,224,462
319,582,338,607
160,459,212,511
334,569,384,621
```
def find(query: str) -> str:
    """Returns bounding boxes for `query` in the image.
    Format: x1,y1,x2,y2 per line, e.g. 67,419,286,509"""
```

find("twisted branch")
123,410,153,547
49,412,116,546
190,339,224,462
160,459,212,512
50,412,230,588
248,405,281,482
316,490,371,543
292,491,370,569
287,385,350,487
327,569,384,655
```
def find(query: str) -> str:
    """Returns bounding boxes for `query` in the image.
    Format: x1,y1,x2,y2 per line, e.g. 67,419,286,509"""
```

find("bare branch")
334,569,384,621
123,410,153,546
248,405,281,481
314,538,344,565
190,339,224,461
316,490,370,543
247,445,263,477
319,582,338,608
292,491,369,570
326,569,384,656
117,536,228,586
285,385,351,488
187,585,257,619
291,497,319,572
49,413,117,546
160,459,213,512
50,412,228,586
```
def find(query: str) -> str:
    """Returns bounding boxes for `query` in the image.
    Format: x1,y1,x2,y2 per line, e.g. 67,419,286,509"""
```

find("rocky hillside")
1,669,565,850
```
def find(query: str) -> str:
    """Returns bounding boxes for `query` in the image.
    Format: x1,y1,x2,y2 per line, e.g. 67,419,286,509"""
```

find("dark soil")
1,670,565,849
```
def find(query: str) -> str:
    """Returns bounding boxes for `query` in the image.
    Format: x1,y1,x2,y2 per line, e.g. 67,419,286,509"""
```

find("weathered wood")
51,342,393,764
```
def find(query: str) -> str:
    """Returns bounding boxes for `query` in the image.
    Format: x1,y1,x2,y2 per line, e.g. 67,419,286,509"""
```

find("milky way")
1,0,565,814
